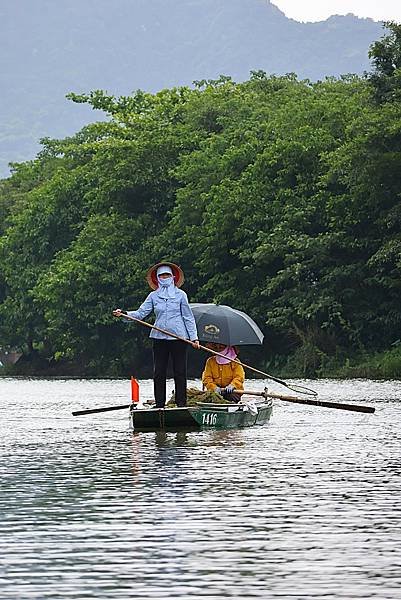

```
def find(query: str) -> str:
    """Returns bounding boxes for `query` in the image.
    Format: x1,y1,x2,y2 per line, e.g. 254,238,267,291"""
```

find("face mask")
216,346,238,365
157,275,174,287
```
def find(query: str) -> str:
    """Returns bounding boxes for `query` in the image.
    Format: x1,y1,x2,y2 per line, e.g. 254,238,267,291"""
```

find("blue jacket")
126,289,198,341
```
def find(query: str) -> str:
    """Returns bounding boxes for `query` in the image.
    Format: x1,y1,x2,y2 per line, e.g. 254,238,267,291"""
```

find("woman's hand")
191,339,200,349
113,308,123,317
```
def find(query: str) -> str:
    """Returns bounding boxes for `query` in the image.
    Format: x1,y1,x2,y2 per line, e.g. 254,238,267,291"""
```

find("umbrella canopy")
190,303,264,346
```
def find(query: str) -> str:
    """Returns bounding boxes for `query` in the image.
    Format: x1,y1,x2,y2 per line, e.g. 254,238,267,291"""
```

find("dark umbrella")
190,303,264,346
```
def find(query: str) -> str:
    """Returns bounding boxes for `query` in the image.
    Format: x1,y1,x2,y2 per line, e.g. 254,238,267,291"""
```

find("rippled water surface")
0,377,400,599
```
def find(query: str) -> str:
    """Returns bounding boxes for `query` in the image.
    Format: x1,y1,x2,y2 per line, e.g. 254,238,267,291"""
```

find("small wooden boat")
129,398,273,431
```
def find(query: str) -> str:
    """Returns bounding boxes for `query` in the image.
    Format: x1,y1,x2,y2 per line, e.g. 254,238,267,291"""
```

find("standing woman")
113,262,199,408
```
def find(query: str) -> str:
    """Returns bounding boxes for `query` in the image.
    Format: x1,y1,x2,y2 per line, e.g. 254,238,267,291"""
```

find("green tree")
1,59,401,376
368,21,401,103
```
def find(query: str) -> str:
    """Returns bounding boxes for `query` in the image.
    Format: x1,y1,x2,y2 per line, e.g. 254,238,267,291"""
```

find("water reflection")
153,430,193,447
0,377,400,599
149,429,245,448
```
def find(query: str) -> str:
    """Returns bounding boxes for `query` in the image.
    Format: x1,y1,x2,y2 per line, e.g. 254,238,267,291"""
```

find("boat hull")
130,401,273,432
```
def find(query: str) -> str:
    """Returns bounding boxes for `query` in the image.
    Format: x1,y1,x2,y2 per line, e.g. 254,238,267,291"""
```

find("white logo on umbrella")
204,324,220,335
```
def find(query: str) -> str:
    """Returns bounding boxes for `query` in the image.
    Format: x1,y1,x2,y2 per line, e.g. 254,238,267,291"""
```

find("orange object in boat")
131,377,139,403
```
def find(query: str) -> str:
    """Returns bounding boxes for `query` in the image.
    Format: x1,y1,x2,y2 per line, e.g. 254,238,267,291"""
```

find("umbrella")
190,303,264,346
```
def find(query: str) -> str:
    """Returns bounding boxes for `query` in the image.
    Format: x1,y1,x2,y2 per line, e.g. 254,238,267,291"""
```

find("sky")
271,0,401,23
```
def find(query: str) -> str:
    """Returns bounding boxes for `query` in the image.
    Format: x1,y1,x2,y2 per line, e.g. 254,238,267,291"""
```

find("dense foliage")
1,25,400,377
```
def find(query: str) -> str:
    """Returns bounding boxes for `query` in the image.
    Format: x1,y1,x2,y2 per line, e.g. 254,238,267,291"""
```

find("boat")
129,398,273,431
71,384,375,425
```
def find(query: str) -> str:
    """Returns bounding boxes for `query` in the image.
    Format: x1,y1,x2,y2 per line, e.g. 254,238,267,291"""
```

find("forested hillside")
0,0,382,176
1,24,400,378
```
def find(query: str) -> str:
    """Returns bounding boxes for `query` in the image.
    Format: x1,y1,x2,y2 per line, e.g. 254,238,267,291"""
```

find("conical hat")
146,262,185,290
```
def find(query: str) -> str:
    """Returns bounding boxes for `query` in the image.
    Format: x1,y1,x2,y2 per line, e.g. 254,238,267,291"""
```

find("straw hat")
146,262,185,290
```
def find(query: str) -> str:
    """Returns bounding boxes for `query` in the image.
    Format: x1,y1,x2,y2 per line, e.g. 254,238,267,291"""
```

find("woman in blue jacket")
113,262,199,408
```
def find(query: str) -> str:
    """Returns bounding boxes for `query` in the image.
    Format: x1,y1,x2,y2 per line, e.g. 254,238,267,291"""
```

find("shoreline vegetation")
1,345,400,381
1,23,401,380
1,355,401,380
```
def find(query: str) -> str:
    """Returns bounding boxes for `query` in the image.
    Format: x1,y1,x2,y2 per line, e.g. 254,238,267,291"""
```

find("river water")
0,377,400,599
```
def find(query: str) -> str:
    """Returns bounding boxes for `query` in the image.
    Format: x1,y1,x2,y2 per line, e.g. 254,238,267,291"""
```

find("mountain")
0,0,383,176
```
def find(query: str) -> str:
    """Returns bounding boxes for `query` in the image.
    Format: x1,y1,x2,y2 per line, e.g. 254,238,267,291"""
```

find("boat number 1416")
202,413,217,425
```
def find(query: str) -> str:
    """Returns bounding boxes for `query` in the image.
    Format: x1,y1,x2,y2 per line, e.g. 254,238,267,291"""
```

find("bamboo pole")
116,312,318,397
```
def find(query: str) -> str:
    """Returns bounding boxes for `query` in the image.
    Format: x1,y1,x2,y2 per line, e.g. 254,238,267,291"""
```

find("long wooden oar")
235,389,375,414
116,312,318,397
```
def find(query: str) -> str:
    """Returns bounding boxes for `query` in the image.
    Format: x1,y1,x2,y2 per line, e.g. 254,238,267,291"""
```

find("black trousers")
153,339,188,407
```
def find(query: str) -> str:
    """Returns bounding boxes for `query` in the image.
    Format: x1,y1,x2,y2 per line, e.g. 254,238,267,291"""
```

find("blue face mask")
157,275,173,287
156,274,176,298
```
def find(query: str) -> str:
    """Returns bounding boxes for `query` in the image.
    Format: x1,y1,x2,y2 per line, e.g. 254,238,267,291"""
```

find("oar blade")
290,397,374,413
267,393,375,414
72,404,131,416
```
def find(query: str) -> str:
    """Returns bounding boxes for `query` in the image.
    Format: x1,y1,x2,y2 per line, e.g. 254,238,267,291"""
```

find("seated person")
202,343,245,402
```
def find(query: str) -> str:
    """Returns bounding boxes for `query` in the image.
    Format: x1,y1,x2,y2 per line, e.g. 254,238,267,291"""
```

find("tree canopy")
1,25,401,377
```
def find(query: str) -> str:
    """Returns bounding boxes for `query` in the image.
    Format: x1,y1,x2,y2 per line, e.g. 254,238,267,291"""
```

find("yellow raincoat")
202,356,245,391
